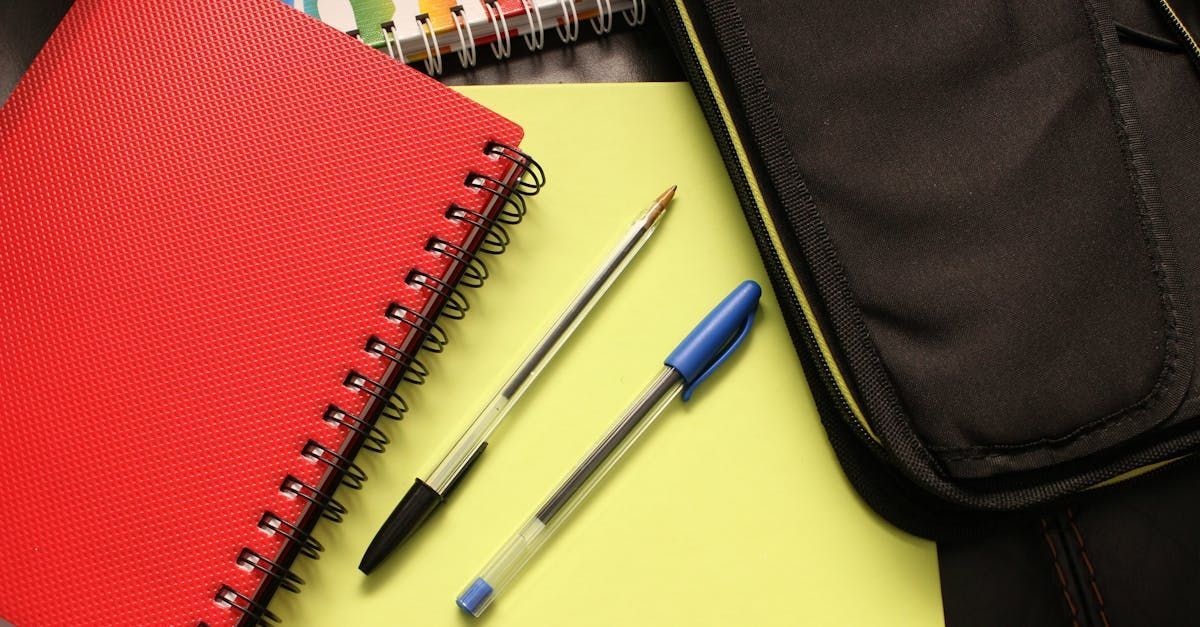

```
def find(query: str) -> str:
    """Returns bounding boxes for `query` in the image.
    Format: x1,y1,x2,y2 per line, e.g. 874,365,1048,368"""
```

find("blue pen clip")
664,280,762,401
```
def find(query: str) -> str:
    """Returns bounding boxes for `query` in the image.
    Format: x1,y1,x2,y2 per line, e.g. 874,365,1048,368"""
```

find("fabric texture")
718,0,1193,479
658,0,1199,622
940,0,1200,624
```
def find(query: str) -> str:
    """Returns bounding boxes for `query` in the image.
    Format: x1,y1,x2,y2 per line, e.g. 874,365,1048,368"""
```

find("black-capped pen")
359,186,676,574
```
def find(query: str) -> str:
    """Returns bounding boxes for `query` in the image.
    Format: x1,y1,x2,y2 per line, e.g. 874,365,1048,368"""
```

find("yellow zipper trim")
1090,456,1184,489
673,0,876,441
1160,0,1200,60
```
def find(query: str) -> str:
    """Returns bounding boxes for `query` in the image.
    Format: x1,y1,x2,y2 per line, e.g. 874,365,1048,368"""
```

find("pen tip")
645,185,676,224
658,185,677,206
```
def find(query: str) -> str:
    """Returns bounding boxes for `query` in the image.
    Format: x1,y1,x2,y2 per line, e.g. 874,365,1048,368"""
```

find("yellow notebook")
271,82,942,626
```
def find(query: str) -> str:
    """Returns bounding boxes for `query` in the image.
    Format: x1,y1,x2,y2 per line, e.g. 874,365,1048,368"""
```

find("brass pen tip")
644,185,676,224
658,185,677,206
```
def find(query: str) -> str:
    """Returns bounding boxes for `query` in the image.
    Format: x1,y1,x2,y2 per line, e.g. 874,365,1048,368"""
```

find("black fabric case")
656,0,1200,530
655,0,1200,623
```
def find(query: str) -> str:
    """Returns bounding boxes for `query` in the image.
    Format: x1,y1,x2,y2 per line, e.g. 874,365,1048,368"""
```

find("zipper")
657,0,878,448
1157,0,1200,66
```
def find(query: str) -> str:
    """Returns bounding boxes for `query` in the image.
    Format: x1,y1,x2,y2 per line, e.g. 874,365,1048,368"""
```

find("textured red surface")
0,0,522,624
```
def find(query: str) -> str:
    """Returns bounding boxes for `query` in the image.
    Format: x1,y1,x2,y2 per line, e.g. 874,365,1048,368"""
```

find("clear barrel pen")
456,280,762,617
358,186,677,574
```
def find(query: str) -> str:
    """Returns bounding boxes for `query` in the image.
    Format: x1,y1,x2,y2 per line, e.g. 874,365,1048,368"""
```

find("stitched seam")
1042,518,1082,627
1067,509,1112,627
931,0,1183,462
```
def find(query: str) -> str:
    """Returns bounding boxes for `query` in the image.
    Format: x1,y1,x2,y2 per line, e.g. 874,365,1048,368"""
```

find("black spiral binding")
301,440,369,490
213,142,542,626
323,404,391,453
386,302,450,353
364,335,430,384
258,512,324,560
344,370,409,419
446,203,510,255
237,549,306,594
215,586,282,625
426,238,488,288
280,475,348,523
405,269,470,320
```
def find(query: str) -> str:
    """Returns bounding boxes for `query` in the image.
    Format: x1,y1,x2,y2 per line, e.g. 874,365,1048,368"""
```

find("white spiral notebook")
284,0,646,74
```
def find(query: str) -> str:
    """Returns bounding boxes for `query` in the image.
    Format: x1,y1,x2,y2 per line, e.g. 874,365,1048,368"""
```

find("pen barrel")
458,368,684,617
427,215,661,493
535,368,683,525
498,219,651,403
427,395,507,493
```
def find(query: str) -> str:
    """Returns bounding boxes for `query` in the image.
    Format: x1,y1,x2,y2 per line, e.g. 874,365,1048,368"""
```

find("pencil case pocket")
659,0,1200,534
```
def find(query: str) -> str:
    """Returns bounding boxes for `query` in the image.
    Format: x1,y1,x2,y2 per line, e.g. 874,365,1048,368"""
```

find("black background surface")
1,0,75,104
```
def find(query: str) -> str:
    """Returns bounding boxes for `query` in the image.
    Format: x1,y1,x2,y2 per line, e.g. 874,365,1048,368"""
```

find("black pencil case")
655,0,1200,536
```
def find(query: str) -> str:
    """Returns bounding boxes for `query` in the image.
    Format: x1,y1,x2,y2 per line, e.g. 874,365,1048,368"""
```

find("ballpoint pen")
455,280,762,617
358,185,677,574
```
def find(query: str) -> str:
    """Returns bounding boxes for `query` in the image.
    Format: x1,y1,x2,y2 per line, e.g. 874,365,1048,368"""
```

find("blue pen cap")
665,280,762,400
457,577,495,617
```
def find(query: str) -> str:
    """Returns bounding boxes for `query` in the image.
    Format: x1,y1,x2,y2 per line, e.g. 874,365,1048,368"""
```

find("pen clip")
681,309,755,401
664,280,762,402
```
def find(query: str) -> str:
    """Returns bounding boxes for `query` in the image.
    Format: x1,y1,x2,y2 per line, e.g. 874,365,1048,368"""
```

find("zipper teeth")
659,0,873,446
1159,0,1200,61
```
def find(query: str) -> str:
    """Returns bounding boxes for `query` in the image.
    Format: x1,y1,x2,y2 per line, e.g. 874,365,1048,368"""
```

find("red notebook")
0,1,540,625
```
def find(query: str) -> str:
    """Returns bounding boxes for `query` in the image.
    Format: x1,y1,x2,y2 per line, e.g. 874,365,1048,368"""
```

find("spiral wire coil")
211,143,543,625
377,1,647,75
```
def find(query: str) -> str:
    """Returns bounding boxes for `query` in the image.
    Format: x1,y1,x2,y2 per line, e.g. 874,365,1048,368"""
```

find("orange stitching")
1041,518,1081,627
1068,508,1112,627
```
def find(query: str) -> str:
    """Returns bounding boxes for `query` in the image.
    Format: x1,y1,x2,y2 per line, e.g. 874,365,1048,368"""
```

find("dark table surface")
1,0,75,103
436,16,683,85
1,0,681,106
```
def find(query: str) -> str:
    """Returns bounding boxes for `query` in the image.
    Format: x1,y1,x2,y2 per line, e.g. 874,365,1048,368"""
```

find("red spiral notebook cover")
0,0,527,625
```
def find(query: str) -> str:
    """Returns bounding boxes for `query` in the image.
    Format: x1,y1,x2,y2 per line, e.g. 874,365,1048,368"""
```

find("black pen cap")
359,479,443,574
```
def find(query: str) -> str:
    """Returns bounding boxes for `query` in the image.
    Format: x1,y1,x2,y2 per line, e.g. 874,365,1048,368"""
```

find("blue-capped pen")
456,280,763,617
